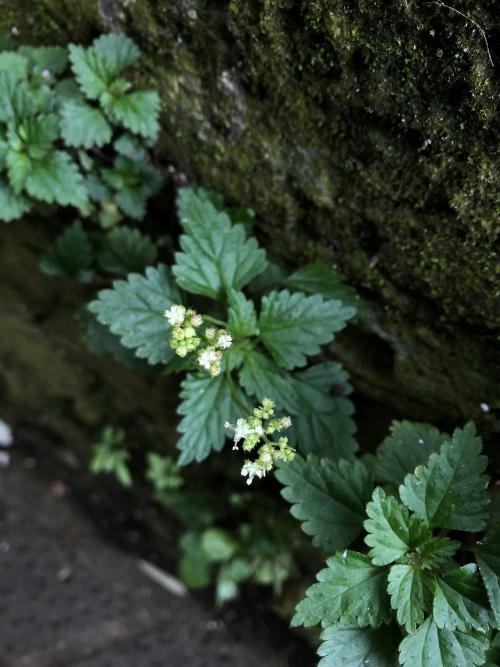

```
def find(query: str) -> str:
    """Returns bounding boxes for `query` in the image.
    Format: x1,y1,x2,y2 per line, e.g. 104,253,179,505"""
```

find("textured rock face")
1,0,499,432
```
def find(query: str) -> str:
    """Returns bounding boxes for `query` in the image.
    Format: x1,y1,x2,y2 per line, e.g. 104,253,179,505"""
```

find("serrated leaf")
285,261,360,311
0,52,28,79
7,113,58,159
276,455,372,552
60,99,112,148
291,362,358,460
6,151,31,194
364,487,430,566
399,423,489,531
102,156,162,220
0,72,36,121
227,289,259,337
399,617,489,667
318,624,400,667
88,264,181,365
173,186,267,300
103,90,160,140
388,564,431,632
418,536,460,570
476,526,500,626
97,226,157,274
92,33,140,72
80,308,152,372
259,290,355,370
239,350,299,414
293,551,390,628
114,133,147,160
176,373,249,465
69,44,109,99
39,221,93,282
376,420,447,486
25,151,87,208
20,46,69,75
0,179,31,222
85,173,112,203
433,564,492,632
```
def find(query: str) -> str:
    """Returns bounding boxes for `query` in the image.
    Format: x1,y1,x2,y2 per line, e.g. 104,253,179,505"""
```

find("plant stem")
203,314,227,327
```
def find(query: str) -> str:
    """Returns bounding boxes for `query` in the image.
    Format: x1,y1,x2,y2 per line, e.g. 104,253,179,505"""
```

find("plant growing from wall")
0,33,161,225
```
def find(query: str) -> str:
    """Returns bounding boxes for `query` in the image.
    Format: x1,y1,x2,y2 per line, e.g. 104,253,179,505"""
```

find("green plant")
0,33,161,224
88,186,359,477
276,420,500,666
90,425,132,487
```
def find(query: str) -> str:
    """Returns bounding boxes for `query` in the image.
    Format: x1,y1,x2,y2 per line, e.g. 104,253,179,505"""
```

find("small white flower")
234,418,253,444
191,313,203,327
197,347,221,371
205,327,216,340
41,68,51,80
0,420,13,447
164,305,186,326
216,332,232,349
281,416,292,428
241,460,264,485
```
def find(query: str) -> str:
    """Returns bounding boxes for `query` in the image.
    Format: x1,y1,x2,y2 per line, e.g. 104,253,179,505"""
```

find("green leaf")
0,179,31,222
227,289,259,338
258,290,355,370
318,624,400,667
92,33,140,73
97,226,157,274
276,455,372,552
20,46,69,75
25,151,87,208
39,221,93,282
375,420,447,486
399,423,489,531
7,114,58,160
388,564,431,632
114,133,147,160
5,151,31,194
399,617,489,667
476,526,500,626
103,90,160,140
88,264,181,365
173,186,267,300
80,308,152,372
176,372,249,465
178,532,212,589
0,52,28,79
418,536,461,570
60,99,112,148
291,362,358,459
433,564,492,632
0,72,36,121
293,551,390,628
69,44,109,99
364,487,430,566
285,261,360,311
201,528,238,563
239,350,299,414
101,156,162,220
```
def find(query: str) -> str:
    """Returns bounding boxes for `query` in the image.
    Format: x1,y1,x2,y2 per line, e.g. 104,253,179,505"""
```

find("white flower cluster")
225,399,295,485
164,305,232,376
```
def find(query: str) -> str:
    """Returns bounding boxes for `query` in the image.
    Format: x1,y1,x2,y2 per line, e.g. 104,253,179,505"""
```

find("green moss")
0,0,499,428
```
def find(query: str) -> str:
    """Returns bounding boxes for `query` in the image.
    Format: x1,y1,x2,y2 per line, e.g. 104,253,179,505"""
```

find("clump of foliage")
89,186,359,473
0,33,161,224
90,425,132,487
277,421,500,666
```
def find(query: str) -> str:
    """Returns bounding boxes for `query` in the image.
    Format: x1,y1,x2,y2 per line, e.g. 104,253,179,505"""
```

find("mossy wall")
1,0,499,433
